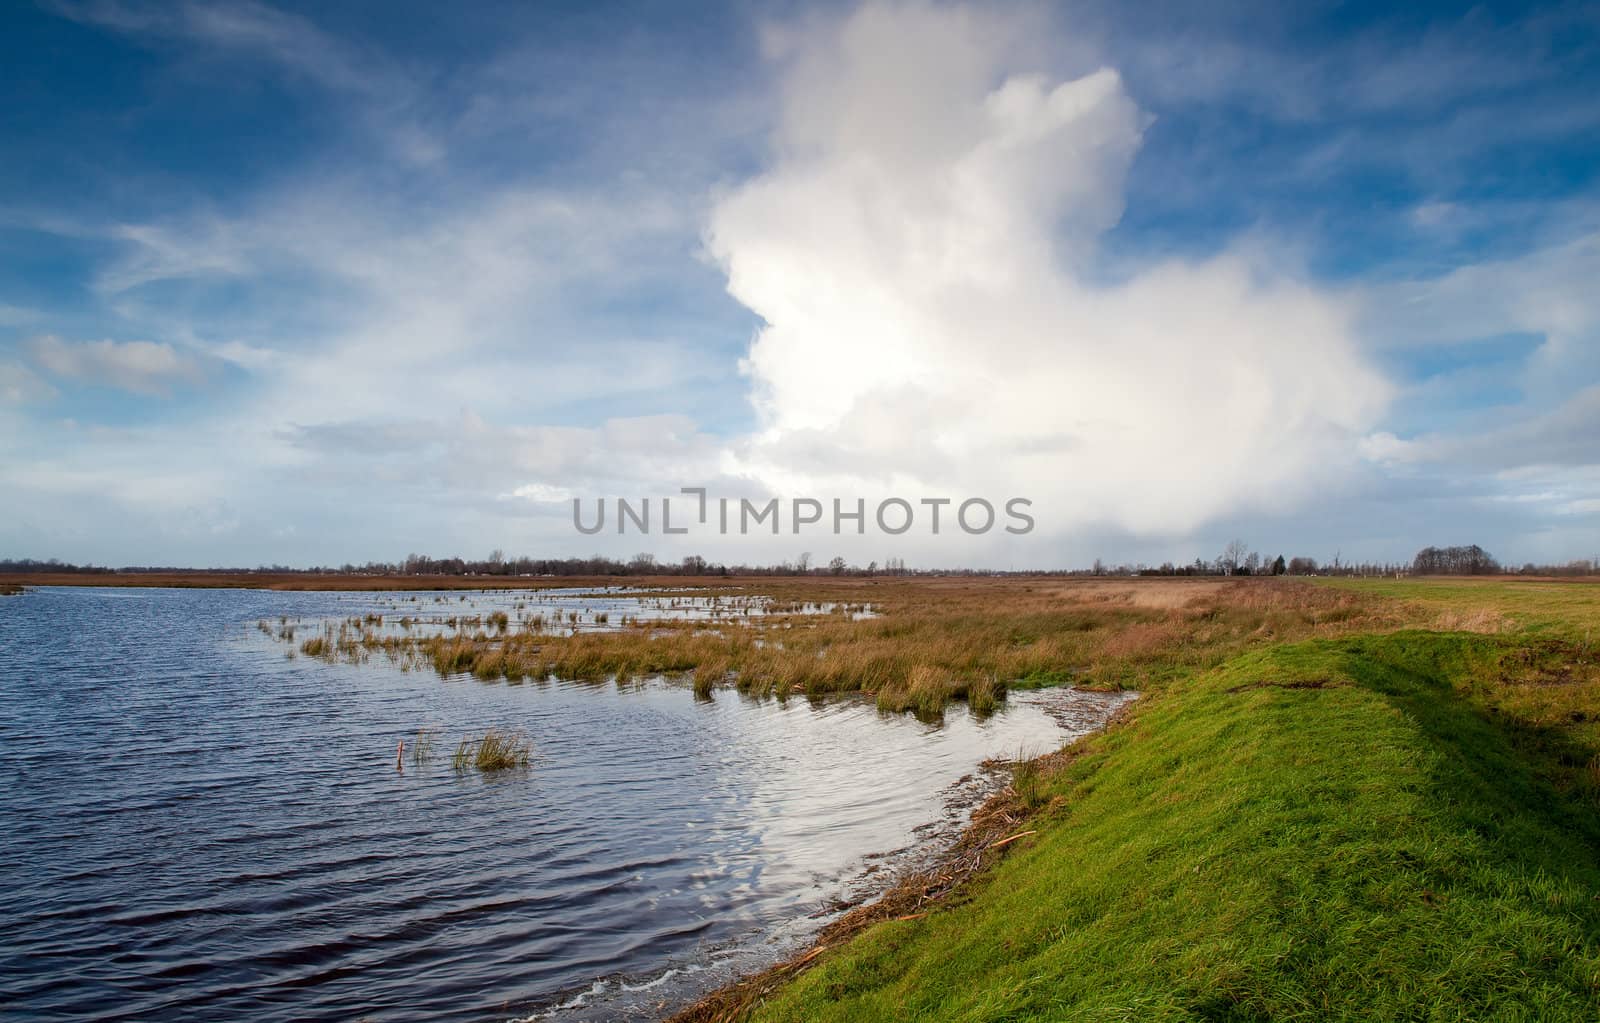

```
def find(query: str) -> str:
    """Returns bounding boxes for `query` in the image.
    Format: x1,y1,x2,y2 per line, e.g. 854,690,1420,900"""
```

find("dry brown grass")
1037,578,1230,608
309,577,1419,714
1431,607,1512,633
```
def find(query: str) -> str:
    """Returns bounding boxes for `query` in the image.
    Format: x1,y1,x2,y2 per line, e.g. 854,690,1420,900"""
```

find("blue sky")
2,0,1598,569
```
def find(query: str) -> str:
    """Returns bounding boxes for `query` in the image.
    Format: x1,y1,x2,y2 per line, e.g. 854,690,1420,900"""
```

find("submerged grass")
320,578,1415,717
451,728,532,772
410,728,437,765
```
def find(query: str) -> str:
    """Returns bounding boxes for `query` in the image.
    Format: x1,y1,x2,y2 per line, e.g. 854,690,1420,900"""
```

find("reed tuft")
452,728,533,771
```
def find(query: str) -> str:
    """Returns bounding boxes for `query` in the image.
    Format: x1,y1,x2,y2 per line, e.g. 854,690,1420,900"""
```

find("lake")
0,586,1131,1022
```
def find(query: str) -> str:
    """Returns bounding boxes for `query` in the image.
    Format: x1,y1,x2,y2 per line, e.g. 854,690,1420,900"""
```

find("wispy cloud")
52,0,404,96
1366,384,1600,472
0,303,42,327
52,0,440,162
1362,227,1600,420
0,361,57,404
25,335,206,395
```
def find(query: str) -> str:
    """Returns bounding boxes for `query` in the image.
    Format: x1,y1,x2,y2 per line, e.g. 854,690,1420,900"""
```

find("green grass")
1319,576,1600,639
410,728,437,765
739,625,1600,1022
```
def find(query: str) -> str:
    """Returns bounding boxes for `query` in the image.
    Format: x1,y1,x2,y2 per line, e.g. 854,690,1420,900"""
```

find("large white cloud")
707,1,1393,538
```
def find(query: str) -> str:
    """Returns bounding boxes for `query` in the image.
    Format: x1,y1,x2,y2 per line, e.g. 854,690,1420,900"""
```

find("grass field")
663,577,1600,1021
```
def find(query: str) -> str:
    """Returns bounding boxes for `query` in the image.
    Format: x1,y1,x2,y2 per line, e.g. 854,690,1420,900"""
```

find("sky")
1,0,1598,570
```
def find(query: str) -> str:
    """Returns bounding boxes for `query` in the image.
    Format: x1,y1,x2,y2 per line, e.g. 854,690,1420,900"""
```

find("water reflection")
0,587,1128,1022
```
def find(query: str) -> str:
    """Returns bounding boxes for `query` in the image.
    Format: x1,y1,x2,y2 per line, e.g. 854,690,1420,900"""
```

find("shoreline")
522,763,1010,1022
663,690,1140,1023
517,686,1135,1023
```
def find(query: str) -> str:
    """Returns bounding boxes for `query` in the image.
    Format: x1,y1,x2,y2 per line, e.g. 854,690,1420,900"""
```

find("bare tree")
1221,539,1249,575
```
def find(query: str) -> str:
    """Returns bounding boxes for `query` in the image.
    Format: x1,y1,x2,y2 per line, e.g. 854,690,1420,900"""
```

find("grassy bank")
682,580,1600,1021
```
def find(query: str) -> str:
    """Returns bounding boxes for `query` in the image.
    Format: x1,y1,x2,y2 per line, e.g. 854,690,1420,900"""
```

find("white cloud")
706,1,1392,538
25,335,205,395
505,483,575,503
1361,384,1600,472
1363,229,1600,406
0,302,41,327
0,361,57,403
1409,200,1459,227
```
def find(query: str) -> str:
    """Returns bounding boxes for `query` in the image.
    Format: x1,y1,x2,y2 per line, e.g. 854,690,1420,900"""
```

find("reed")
452,728,533,771
345,578,1413,718
410,728,437,765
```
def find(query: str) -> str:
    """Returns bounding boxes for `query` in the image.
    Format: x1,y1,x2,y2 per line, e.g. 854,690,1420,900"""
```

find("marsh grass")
1006,757,1047,811
452,728,533,772
331,578,1412,718
410,728,437,765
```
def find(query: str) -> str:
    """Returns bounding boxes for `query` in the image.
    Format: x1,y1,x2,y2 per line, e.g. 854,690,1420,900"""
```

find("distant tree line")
1410,545,1499,575
1083,541,1404,579
0,557,113,574
2,547,1595,579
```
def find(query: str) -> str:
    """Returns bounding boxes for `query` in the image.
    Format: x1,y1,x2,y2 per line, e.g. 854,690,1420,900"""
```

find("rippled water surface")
0,587,1129,1022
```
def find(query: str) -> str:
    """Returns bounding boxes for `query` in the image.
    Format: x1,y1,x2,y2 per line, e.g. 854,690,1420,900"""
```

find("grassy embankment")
689,578,1600,1022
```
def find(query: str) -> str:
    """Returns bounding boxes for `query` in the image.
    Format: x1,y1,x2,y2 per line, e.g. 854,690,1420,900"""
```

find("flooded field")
0,586,1130,1022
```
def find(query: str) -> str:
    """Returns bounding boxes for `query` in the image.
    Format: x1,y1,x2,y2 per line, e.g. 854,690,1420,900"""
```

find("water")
0,587,1131,1022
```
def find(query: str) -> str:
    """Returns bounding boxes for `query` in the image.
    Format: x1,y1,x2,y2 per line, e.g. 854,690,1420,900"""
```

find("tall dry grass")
293,578,1417,715
452,729,532,771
